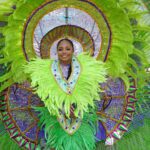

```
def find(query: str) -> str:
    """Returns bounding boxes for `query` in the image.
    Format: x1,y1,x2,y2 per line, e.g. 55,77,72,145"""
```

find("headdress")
0,0,149,149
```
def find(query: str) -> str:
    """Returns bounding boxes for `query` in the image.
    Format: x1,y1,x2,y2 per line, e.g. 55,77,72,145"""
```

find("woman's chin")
60,59,71,65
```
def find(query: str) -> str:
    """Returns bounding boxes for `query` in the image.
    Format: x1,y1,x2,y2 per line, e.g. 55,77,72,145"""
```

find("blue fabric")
95,121,106,141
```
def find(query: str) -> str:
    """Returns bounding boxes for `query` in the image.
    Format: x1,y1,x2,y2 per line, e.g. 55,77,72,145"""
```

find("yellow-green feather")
24,53,107,118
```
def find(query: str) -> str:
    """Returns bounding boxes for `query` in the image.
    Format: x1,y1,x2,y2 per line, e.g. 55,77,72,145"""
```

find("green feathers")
24,53,107,118
35,107,98,150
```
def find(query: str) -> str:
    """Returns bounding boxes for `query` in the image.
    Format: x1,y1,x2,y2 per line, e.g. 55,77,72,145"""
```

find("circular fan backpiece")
1,77,137,149
0,0,138,149
1,83,44,149
39,25,94,59
97,77,137,145
23,1,111,61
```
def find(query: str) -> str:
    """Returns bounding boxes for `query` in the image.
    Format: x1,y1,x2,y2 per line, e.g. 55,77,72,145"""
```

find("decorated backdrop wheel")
0,0,149,150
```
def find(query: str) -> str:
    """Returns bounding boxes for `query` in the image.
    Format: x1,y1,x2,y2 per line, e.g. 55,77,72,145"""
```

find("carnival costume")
24,53,106,149
0,0,150,150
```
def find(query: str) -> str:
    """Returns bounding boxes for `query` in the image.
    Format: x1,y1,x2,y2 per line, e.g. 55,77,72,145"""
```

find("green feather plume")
35,107,98,150
24,53,107,118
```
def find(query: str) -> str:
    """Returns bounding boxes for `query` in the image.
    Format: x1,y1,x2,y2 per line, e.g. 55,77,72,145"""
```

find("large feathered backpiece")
0,0,149,149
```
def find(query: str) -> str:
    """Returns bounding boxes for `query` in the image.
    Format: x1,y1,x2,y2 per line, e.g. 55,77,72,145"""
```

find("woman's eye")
66,48,70,51
58,49,62,51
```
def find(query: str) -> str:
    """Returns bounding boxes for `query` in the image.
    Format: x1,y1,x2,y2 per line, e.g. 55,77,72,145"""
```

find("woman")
57,39,78,118
25,38,107,150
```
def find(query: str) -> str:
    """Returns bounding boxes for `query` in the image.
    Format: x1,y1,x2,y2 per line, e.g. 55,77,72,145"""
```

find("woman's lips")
61,55,68,58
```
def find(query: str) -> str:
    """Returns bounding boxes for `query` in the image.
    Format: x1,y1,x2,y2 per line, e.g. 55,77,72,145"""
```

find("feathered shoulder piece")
24,53,107,117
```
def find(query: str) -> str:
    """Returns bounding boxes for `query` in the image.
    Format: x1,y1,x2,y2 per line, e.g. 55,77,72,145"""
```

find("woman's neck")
60,63,71,80
59,60,72,66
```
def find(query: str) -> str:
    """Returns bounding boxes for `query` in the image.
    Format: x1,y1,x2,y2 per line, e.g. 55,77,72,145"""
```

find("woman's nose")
62,49,67,54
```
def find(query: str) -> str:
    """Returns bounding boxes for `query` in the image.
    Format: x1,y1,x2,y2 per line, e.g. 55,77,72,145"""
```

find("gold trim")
5,87,37,143
50,55,82,95
97,112,120,123
22,122,38,134
23,1,107,60
57,116,82,135
40,27,94,58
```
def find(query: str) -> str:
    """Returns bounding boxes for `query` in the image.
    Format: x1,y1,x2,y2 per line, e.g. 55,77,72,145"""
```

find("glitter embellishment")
51,56,81,94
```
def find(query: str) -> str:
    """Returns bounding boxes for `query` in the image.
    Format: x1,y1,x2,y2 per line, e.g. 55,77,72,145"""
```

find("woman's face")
57,40,74,65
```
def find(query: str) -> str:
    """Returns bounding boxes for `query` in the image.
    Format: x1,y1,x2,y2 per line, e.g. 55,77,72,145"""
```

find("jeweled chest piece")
51,56,81,94
57,110,82,135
